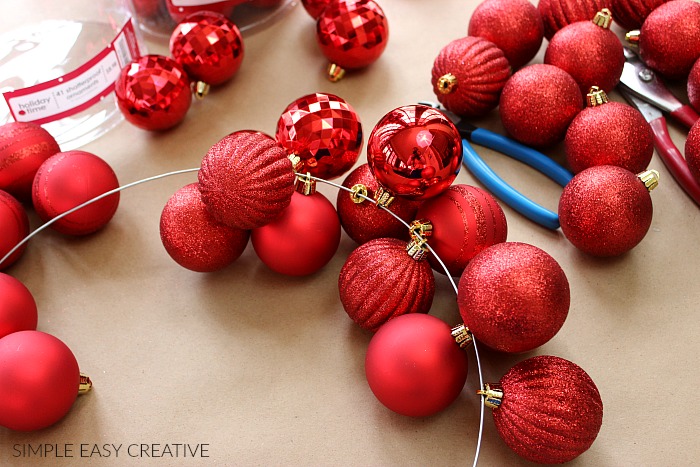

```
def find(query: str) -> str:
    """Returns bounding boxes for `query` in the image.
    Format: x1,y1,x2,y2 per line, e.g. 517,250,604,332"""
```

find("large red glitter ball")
468,0,544,70
165,0,241,23
199,131,295,230
367,104,462,200
0,331,81,431
316,0,389,70
492,355,603,464
685,120,700,184
0,122,60,200
538,0,607,40
276,93,362,180
611,0,668,30
0,274,37,339
457,242,569,353
559,165,654,256
416,185,507,277
302,0,332,18
339,237,435,332
499,64,583,148
115,55,192,131
365,314,468,417
431,36,511,117
160,183,250,272
0,191,29,270
32,151,120,236
251,191,341,276
690,58,700,112
170,12,244,86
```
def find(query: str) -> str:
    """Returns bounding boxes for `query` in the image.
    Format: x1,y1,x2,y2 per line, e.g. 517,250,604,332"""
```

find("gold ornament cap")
406,236,429,261
409,219,433,240
592,8,613,29
586,86,609,107
637,169,660,192
437,73,458,94
374,186,395,208
288,154,303,172
327,63,346,82
295,172,317,195
626,30,641,47
193,81,210,100
79,373,93,395
350,184,369,204
450,324,473,349
477,383,504,409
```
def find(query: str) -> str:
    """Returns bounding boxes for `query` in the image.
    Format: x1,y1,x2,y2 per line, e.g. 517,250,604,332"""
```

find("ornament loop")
374,187,395,208
349,184,369,203
437,73,458,94
79,373,93,395
476,383,503,409
586,86,609,107
592,8,613,29
637,169,660,192
450,324,473,349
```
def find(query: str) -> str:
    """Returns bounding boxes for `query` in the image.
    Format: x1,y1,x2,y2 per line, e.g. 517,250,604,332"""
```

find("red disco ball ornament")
0,190,29,270
302,0,332,18
690,58,700,112
0,274,37,339
538,0,607,40
611,0,668,30
685,120,700,184
165,0,241,23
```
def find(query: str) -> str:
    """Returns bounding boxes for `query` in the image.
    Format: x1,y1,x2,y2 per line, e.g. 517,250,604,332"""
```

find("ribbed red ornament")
491,355,603,464
0,190,29,270
338,237,435,332
431,37,511,117
198,131,295,230
0,274,37,339
610,0,668,30
690,58,700,112
538,0,607,40
302,0,332,18
686,120,700,184
165,0,241,23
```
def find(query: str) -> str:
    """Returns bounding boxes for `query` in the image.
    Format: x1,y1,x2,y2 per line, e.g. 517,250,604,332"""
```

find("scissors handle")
670,105,700,129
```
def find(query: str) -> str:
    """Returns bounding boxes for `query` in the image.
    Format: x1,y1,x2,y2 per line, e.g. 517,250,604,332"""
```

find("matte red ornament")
115,55,192,131
198,130,295,230
0,273,37,339
468,0,544,69
537,0,607,40
685,120,700,184
336,164,421,245
251,191,340,276
32,151,120,236
0,190,29,270
431,36,511,117
559,165,654,256
338,237,435,332
499,64,583,147
0,331,81,431
165,0,241,23
610,0,668,30
365,313,468,417
302,0,332,18
275,93,363,180
367,104,462,200
690,58,700,112
490,355,603,464
0,122,60,200
457,242,569,353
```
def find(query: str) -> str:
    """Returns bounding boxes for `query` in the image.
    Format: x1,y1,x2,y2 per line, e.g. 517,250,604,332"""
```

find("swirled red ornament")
610,0,668,30
538,0,607,40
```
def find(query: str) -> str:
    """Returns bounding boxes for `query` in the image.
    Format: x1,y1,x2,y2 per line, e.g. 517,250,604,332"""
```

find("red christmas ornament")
0,122,60,200
688,57,700,112
0,190,29,270
559,165,656,256
488,355,603,464
367,104,462,200
301,0,332,18
0,331,81,431
538,0,607,40
251,191,340,276
249,0,285,7
457,242,570,353
336,164,421,245
416,184,507,277
338,237,435,331
115,55,192,131
165,0,241,23
32,151,120,236
0,274,37,339
365,314,468,417
468,0,544,69
610,0,668,30
499,64,583,147
565,87,653,174
132,0,161,18
685,120,700,184
198,131,295,230
431,36,511,117
275,93,363,180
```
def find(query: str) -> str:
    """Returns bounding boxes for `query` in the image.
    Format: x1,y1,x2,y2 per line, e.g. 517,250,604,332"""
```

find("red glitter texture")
0,274,37,339
688,57,700,112
610,0,668,30
0,190,29,270
165,0,241,23
302,0,332,18
338,237,435,332
685,120,700,184
492,355,603,464
537,0,607,40
457,242,569,353
198,131,295,230
431,37,511,117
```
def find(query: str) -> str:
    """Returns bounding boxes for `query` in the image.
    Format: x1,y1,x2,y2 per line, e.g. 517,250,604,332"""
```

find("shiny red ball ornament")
537,0,607,40
367,104,462,200
165,0,241,23
251,191,340,276
0,331,81,431
499,64,583,147
431,36,511,117
457,242,570,353
0,273,37,339
685,120,700,184
302,0,332,18
416,184,507,277
690,58,700,112
610,0,668,30
468,0,544,69
0,122,60,200
365,313,468,417
490,355,603,464
115,55,192,131
32,151,120,236
338,237,435,331
199,131,295,230
559,165,655,256
275,93,363,180
160,183,250,272
0,190,29,270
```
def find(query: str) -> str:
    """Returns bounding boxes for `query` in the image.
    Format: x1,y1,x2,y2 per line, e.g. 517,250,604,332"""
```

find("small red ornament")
488,355,603,464
32,151,120,236
457,242,570,353
610,0,668,30
165,0,241,23
365,314,468,417
685,120,700,184
0,273,37,339
251,191,340,276
338,237,435,331
431,36,511,117
115,55,192,131
0,190,29,270
0,331,81,431
301,0,332,18
367,104,462,200
198,131,295,230
499,64,583,147
688,57,700,112
559,165,656,256
538,0,607,40
468,0,544,69
276,93,363,180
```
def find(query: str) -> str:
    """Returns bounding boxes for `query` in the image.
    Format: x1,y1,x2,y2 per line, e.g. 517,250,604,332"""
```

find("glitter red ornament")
0,190,29,270
302,0,331,18
686,120,700,184
431,36,511,117
688,58,700,112
0,274,37,339
538,0,607,40
165,0,240,23
610,0,668,30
